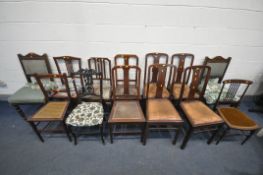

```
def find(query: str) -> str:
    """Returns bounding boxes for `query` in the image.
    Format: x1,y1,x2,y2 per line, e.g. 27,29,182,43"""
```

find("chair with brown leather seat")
108,65,145,143
143,53,169,98
179,65,224,149
87,57,112,101
201,56,232,106
170,53,194,100
214,79,259,145
143,64,184,145
27,74,73,142
53,56,84,99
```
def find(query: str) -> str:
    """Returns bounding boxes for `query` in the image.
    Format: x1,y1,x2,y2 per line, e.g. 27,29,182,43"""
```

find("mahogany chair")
170,53,194,100
53,56,84,98
8,53,52,122
87,57,112,101
214,79,259,145
66,69,105,145
143,53,169,98
179,65,224,149
201,56,232,106
143,64,183,145
27,74,73,142
108,65,145,143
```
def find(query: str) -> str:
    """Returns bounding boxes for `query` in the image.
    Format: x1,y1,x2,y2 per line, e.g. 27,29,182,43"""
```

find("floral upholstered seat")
66,102,104,127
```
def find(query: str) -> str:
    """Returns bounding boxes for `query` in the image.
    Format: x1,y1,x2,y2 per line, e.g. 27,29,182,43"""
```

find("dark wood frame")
27,74,72,142
108,65,145,143
214,79,258,145
202,56,232,83
179,65,224,149
143,64,184,145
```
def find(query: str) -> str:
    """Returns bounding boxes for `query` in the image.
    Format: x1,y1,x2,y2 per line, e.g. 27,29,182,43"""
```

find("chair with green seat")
8,53,52,121
214,79,260,145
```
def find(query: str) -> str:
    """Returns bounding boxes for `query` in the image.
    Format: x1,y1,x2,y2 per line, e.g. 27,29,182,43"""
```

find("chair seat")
66,102,104,127
108,101,145,123
28,101,69,121
173,83,199,99
8,86,45,104
218,107,259,130
144,83,170,98
147,99,183,123
180,100,223,127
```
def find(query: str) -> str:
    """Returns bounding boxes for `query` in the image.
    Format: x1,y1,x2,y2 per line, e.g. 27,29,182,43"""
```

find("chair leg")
99,124,105,145
13,104,27,121
63,122,72,142
172,126,181,145
28,121,44,142
109,123,113,144
216,127,229,145
140,123,146,143
143,123,149,146
180,127,193,149
241,130,256,145
207,125,223,144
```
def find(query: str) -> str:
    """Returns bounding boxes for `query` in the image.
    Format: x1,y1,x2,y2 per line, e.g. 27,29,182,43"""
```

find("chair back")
18,53,52,83
112,65,141,100
202,56,231,83
114,54,138,66
179,65,211,101
171,53,194,84
215,79,253,108
145,64,176,99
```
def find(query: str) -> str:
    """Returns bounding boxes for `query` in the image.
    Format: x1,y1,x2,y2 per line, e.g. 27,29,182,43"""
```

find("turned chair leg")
241,130,256,145
180,127,193,149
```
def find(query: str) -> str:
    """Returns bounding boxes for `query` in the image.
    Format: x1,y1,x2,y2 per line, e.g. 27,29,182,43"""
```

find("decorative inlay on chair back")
180,65,211,101
215,79,252,107
202,56,231,83
88,57,111,83
35,73,73,102
114,54,138,66
112,65,141,100
171,53,194,84
143,53,169,91
18,53,52,83
145,64,176,98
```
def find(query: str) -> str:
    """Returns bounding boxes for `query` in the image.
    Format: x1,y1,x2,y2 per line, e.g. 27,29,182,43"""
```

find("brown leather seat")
147,99,183,122
144,83,170,98
173,83,199,99
218,107,259,130
109,101,145,123
180,101,223,127
28,101,69,121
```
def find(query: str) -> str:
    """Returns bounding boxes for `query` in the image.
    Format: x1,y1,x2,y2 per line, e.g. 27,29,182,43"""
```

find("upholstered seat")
147,99,182,122
180,101,223,127
8,86,45,104
109,101,145,123
173,83,199,99
218,107,259,130
28,101,69,121
144,83,170,98
66,102,103,127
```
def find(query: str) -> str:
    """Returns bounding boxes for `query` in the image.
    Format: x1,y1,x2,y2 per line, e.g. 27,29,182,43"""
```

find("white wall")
0,0,263,95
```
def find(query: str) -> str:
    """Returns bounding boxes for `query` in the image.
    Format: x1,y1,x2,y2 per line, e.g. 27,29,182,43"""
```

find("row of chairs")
8,53,259,149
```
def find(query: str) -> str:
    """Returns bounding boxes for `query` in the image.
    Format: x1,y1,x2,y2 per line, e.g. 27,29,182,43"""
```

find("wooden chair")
66,69,105,145
143,53,169,98
53,56,84,98
27,74,72,142
179,65,224,149
214,79,259,145
8,53,52,122
201,56,232,106
87,57,112,101
170,53,194,100
108,65,145,143
143,64,184,145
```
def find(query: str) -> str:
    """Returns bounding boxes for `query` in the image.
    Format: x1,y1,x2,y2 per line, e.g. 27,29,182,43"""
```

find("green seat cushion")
8,86,45,104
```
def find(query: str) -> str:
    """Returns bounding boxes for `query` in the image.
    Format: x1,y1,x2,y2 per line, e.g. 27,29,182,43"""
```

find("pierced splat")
88,57,111,81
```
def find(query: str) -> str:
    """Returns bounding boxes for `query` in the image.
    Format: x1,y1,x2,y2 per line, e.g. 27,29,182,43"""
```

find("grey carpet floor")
0,100,263,175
